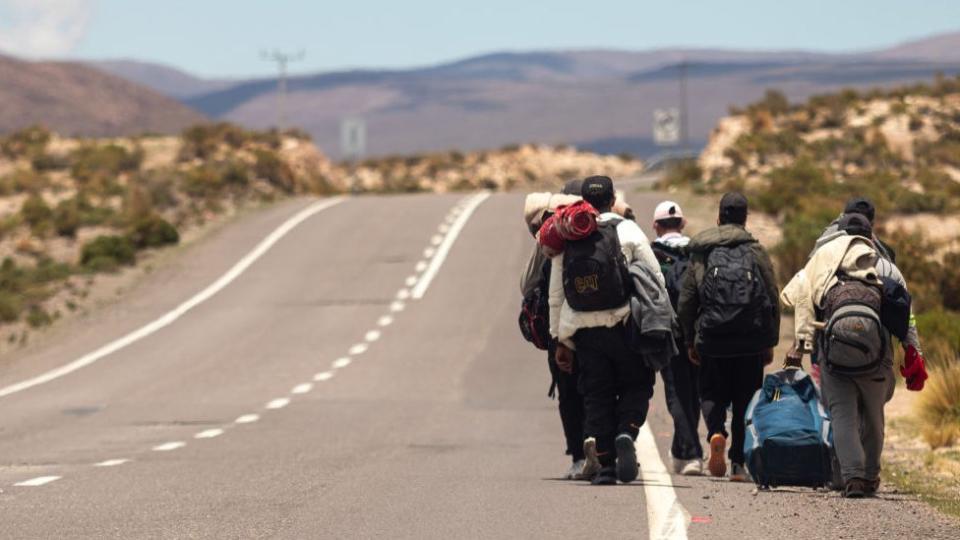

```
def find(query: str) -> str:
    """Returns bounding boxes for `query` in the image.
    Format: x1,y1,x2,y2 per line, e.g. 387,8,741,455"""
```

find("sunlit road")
0,190,957,539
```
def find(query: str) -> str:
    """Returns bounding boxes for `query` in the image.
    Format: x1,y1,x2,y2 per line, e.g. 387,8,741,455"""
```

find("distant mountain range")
14,30,960,158
0,54,205,137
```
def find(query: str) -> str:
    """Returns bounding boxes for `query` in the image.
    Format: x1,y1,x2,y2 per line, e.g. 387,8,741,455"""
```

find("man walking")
650,201,703,476
677,192,780,482
549,176,663,485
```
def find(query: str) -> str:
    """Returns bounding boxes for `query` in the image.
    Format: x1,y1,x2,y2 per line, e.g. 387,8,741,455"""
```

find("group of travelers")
519,177,929,497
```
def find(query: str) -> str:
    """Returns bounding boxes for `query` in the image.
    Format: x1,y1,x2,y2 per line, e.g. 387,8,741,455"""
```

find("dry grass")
917,362,960,449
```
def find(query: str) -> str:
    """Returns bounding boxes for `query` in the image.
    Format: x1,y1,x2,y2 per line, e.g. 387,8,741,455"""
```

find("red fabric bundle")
537,214,566,257
900,345,928,391
554,200,599,241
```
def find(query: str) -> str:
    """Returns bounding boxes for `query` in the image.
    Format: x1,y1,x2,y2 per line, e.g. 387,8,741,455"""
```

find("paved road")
0,190,957,539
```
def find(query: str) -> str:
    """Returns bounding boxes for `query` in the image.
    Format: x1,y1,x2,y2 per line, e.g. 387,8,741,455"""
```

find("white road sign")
340,118,367,160
653,108,681,146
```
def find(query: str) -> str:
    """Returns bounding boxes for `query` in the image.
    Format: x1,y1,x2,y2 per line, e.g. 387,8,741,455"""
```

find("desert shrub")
918,362,960,449
123,183,154,222
70,144,143,186
53,198,81,238
752,159,835,216
127,215,179,249
1,169,49,194
179,123,253,160
141,172,179,210
30,152,70,172
181,165,224,198
916,309,960,358
0,257,72,322
885,229,945,312
657,159,702,190
0,291,22,322
25,306,52,328
0,125,51,159
940,252,960,311
80,235,136,272
254,149,296,192
771,205,840,284
20,195,54,235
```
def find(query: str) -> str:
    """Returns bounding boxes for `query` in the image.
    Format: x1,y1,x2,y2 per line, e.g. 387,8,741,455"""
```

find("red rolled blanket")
554,200,599,241
537,214,566,257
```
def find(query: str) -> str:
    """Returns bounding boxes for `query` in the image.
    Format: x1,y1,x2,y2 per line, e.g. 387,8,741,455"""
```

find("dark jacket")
626,260,679,370
677,224,781,355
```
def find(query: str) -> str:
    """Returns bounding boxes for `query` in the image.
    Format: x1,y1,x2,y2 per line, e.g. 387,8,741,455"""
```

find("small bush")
80,235,136,271
918,362,960,449
127,215,179,249
254,149,296,192
20,195,54,235
30,152,70,172
53,199,81,238
0,291,22,322
70,144,144,185
1,125,51,159
25,306,52,328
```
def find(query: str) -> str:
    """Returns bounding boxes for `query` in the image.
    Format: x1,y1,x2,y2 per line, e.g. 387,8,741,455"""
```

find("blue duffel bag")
744,368,836,488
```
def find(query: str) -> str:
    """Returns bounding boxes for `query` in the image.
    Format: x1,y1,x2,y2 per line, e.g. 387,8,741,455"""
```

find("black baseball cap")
581,175,615,208
562,178,583,196
838,212,873,238
844,197,876,224
719,191,748,224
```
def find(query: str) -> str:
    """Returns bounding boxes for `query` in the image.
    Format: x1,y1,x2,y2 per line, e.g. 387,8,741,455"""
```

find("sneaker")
843,478,868,498
591,466,617,486
729,462,750,482
707,434,727,478
615,433,639,484
865,477,880,497
564,459,585,480
680,459,705,476
579,438,601,480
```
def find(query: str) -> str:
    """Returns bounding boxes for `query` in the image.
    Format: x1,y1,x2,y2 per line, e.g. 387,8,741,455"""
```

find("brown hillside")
0,55,206,137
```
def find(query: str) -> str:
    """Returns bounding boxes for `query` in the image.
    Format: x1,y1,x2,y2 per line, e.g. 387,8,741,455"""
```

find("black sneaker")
591,466,617,486
615,433,639,484
843,478,867,498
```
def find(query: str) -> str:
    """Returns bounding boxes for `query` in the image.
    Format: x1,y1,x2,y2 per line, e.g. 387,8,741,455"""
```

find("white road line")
636,424,690,540
0,198,345,400
15,476,61,487
412,193,491,299
423,247,436,258
291,382,313,394
348,343,368,355
438,223,450,234
235,414,260,424
365,330,381,342
396,288,411,300
313,371,334,381
390,301,406,313
194,428,224,439
333,357,352,368
94,458,130,467
405,275,418,287
415,261,428,273
430,234,444,246
377,315,394,327
153,441,186,452
266,397,290,410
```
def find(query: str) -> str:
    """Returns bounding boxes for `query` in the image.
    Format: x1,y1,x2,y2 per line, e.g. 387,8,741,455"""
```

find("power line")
261,49,305,132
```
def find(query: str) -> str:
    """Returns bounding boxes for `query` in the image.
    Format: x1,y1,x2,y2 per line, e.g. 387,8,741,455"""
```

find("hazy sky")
1,0,959,77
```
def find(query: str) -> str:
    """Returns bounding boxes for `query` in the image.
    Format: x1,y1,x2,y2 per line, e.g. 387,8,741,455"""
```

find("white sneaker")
579,437,601,480
565,460,585,480
680,459,704,476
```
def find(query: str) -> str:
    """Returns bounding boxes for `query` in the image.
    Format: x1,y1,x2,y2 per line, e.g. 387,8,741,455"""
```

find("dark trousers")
660,345,703,460
548,342,586,462
575,325,656,467
699,353,763,465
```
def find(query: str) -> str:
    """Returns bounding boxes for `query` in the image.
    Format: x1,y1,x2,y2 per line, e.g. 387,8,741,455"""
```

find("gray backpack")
819,277,886,375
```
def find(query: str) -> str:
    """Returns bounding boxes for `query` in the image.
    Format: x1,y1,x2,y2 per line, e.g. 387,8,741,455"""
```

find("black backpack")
818,277,886,375
518,259,552,350
562,218,630,312
697,243,773,349
652,241,689,310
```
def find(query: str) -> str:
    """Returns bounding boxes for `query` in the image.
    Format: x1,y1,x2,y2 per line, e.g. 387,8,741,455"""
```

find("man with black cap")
812,197,897,262
549,175,663,485
677,192,780,482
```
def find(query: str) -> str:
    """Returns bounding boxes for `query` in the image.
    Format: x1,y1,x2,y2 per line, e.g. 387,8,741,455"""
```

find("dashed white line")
235,414,260,424
423,247,436,258
266,397,290,410
412,192,491,299
153,441,186,452
377,315,394,327
194,428,224,439
415,261,428,272
291,382,313,394
438,223,450,234
396,288,411,300
94,458,130,467
333,357,353,368
314,371,334,381
0,198,345,400
430,234,444,246
365,330,381,342
390,301,406,313
348,343,368,355
405,275,418,287
15,476,61,487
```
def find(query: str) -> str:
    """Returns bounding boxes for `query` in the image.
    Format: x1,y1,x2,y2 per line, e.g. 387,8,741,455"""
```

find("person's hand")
555,344,575,374
783,346,803,369
761,348,775,366
900,345,928,392
687,345,700,366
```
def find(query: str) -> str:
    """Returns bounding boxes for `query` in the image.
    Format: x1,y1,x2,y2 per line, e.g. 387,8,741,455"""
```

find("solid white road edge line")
14,475,61,487
636,424,690,540
411,192,491,299
0,197,345,399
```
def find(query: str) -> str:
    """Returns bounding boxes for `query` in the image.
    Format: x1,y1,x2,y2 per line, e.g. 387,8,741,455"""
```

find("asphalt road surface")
1,190,958,539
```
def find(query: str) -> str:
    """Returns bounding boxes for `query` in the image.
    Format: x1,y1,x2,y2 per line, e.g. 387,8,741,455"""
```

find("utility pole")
261,49,305,132
678,59,690,152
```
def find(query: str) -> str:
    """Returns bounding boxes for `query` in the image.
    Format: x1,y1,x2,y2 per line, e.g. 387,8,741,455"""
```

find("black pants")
575,325,656,467
548,342,586,462
699,353,763,465
660,345,703,460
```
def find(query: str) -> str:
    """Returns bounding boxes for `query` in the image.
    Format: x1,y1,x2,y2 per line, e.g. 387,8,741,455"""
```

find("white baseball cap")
653,201,684,222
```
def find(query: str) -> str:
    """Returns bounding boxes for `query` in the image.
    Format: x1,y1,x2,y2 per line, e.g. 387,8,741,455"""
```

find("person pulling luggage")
650,201,703,476
677,192,780,482
547,176,663,485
